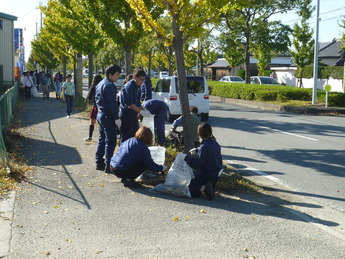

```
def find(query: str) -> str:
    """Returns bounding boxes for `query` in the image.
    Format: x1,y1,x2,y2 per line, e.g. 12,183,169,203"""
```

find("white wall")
273,67,344,93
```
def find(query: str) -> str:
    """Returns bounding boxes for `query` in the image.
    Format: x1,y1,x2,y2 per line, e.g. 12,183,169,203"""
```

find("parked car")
219,76,245,83
152,76,209,122
250,76,280,85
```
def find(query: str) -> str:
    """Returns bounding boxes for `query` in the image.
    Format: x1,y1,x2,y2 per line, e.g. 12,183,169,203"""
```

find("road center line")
239,121,319,141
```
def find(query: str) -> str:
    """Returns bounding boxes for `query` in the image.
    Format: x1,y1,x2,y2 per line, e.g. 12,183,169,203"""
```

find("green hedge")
296,66,343,79
208,81,345,107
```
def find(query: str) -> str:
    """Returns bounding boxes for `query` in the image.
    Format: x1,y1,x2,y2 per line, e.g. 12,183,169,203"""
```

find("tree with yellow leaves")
127,0,244,151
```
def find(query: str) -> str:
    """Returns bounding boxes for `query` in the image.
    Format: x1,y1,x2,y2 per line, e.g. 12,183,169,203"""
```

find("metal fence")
0,82,18,161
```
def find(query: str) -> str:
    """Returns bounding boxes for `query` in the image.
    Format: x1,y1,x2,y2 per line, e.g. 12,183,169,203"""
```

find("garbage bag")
148,146,165,165
150,153,194,198
141,115,155,144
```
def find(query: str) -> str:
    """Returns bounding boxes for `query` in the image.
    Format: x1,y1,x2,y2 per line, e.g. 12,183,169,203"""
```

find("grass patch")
143,142,260,195
265,100,325,107
216,164,261,193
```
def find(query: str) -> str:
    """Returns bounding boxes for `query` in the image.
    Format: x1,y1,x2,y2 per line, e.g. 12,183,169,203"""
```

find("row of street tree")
26,0,344,151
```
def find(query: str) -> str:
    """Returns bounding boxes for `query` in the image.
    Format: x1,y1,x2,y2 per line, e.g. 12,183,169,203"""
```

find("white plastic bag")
141,115,155,144
150,153,194,198
148,146,165,165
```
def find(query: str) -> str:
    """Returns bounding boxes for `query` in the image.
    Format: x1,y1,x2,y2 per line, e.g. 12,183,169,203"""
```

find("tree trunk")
244,41,251,84
62,56,67,80
125,45,132,75
172,17,194,153
148,49,152,77
76,53,83,97
88,51,94,87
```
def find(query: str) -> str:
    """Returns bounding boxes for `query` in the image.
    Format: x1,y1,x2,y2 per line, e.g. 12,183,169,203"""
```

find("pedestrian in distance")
110,126,168,188
84,74,103,142
22,71,34,100
169,106,201,149
34,69,40,91
39,71,50,100
119,67,151,143
54,71,63,100
61,74,75,118
183,122,222,200
139,99,168,146
95,64,122,173
29,71,39,98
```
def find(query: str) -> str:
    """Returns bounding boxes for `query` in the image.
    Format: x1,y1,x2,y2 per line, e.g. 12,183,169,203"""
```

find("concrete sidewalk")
1,95,345,258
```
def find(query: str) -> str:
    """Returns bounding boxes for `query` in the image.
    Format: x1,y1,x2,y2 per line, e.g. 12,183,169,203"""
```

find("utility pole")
312,0,320,105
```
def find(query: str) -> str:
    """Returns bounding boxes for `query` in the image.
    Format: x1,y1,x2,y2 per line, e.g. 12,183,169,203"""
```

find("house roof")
207,58,230,68
318,39,344,66
319,39,344,57
0,12,17,21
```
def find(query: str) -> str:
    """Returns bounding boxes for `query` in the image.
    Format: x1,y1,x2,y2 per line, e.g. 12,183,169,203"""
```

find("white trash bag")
141,115,155,144
137,146,166,180
148,146,165,165
150,153,194,198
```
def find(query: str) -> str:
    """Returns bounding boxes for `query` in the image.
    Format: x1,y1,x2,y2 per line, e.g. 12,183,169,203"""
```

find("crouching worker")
184,123,222,200
110,126,168,188
169,106,201,149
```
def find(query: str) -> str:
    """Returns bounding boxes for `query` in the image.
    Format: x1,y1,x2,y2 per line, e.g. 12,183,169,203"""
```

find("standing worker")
95,64,122,173
136,66,153,102
119,67,151,143
140,99,167,145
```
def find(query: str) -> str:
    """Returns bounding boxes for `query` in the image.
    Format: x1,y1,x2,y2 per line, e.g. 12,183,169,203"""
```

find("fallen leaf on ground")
200,209,207,213
173,217,179,221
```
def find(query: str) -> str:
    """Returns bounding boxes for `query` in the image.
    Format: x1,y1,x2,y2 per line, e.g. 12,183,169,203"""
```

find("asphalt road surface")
207,101,345,214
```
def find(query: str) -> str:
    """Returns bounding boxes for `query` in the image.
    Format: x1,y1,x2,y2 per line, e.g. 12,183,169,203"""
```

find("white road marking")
239,121,319,141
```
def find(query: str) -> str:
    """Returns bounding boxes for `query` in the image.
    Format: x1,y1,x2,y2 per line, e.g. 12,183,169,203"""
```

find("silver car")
219,76,245,83
250,76,280,85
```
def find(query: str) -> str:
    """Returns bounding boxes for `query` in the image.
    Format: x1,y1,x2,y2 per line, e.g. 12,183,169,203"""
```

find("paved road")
208,100,345,213
1,95,345,258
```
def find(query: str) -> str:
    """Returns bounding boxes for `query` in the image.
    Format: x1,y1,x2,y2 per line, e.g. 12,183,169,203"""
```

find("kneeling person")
110,126,167,188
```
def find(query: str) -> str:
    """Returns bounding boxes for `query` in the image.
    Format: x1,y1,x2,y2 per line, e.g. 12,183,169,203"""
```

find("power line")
282,6,345,24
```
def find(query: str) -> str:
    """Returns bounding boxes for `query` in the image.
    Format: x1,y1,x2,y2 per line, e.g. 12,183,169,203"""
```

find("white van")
159,71,169,78
152,76,209,122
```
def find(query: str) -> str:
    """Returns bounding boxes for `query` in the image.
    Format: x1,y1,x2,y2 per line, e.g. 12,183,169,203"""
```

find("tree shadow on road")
130,184,338,228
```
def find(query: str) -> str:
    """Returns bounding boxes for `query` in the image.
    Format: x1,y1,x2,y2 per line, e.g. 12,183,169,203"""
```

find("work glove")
115,119,122,129
162,165,168,171
189,148,198,155
139,109,151,117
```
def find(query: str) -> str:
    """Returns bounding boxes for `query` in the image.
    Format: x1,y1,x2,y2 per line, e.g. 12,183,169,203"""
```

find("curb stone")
210,95,345,115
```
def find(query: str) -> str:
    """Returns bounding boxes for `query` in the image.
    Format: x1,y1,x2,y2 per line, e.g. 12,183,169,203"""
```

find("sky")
1,0,344,62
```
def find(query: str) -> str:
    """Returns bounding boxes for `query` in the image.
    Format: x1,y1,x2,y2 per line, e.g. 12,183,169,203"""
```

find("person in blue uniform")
110,126,168,188
95,64,122,173
183,122,222,200
135,66,152,102
140,75,153,101
140,99,168,145
119,68,151,143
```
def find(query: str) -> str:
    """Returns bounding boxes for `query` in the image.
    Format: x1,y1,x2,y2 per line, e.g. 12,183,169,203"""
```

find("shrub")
208,80,345,106
296,65,343,79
